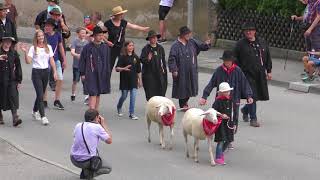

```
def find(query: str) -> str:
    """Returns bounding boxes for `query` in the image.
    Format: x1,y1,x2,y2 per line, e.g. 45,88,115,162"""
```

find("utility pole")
187,0,194,30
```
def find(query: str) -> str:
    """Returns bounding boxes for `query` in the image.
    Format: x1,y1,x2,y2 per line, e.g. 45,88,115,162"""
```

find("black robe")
0,49,22,111
168,39,210,99
0,17,18,41
140,43,168,100
79,42,111,96
202,64,253,103
234,37,272,101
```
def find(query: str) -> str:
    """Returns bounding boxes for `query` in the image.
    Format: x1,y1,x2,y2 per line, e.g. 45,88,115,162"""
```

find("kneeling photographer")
70,109,112,179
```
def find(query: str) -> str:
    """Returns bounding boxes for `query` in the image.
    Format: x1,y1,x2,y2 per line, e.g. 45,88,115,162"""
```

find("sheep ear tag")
161,107,175,126
202,117,222,137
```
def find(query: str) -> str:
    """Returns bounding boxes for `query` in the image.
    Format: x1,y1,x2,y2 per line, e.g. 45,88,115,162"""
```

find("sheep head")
200,108,219,124
156,103,174,116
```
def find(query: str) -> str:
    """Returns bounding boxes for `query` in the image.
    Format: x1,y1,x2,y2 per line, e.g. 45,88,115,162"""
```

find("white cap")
218,82,233,92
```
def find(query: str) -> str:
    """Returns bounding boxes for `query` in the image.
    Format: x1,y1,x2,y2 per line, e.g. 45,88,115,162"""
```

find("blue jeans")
215,141,229,159
117,89,137,115
242,101,257,120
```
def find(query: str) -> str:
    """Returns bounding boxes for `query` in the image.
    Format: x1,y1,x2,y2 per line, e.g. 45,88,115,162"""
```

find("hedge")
218,0,306,17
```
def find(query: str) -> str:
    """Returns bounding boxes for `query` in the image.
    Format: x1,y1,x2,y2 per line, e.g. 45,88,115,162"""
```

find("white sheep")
146,96,176,150
182,108,220,166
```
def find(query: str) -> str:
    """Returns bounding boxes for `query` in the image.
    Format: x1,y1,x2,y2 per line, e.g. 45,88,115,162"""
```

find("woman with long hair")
115,41,142,120
20,30,57,125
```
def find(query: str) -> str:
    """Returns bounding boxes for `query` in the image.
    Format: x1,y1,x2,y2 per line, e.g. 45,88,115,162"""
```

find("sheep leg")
183,131,189,158
159,124,166,149
147,117,151,143
208,136,215,166
194,138,199,163
168,125,174,150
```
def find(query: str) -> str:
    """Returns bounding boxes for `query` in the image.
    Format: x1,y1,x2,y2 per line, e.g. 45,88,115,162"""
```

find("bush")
218,0,305,17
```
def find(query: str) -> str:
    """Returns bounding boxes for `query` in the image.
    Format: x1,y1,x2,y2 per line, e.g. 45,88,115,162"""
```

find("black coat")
213,96,234,143
168,39,210,99
0,17,18,41
0,49,22,111
140,44,168,100
234,37,272,101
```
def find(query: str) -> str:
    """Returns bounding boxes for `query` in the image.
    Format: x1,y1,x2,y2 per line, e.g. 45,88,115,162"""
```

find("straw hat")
111,6,128,17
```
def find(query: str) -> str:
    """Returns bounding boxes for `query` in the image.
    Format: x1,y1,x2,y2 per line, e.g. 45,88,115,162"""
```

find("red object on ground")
161,108,176,126
202,117,222,136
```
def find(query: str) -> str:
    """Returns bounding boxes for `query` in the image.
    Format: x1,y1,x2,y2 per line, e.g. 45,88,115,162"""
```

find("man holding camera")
70,109,112,179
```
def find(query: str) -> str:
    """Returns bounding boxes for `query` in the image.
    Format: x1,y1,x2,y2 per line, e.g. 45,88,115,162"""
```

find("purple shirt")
70,122,109,161
305,0,320,24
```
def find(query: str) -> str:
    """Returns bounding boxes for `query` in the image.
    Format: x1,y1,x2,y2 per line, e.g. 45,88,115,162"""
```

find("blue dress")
79,42,111,96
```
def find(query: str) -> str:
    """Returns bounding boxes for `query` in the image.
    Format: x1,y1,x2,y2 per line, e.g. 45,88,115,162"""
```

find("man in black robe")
234,22,272,127
0,3,17,41
140,30,167,101
168,26,211,110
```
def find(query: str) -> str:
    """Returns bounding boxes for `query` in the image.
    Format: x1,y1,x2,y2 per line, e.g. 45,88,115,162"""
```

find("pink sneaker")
215,158,226,165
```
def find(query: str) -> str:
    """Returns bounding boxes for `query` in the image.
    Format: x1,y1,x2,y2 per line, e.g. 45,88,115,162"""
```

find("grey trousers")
70,155,112,177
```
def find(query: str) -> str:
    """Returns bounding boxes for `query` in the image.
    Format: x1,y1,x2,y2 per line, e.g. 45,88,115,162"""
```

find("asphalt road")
0,52,319,180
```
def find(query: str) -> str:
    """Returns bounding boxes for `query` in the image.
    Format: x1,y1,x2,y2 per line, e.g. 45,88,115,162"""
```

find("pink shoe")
215,158,226,165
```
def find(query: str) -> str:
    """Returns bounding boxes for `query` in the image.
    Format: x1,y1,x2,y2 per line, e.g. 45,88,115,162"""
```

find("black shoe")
158,39,167,44
43,101,48,108
240,108,249,122
13,115,22,127
250,119,260,127
54,100,65,110
71,95,76,101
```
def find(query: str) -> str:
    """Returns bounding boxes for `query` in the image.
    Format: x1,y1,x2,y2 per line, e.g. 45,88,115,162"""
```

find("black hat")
84,109,99,122
91,26,107,36
241,22,256,31
179,26,192,36
220,50,236,61
47,0,60,5
45,18,57,28
0,3,9,10
1,36,16,43
146,30,161,41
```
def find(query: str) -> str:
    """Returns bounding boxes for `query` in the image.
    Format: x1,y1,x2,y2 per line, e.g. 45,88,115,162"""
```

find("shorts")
309,56,320,66
158,5,171,20
73,68,80,82
55,60,63,80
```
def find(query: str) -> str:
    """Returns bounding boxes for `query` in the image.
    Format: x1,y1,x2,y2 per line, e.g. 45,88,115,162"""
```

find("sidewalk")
0,138,77,180
17,26,320,94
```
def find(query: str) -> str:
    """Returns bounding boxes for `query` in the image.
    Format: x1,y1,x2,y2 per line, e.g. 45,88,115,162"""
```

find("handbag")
81,123,102,171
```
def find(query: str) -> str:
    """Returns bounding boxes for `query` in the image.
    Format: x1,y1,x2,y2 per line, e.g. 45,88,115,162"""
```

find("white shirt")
1,18,6,25
28,45,54,69
160,0,174,7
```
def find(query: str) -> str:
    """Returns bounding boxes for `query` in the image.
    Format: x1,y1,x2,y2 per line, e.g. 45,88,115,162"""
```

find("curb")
198,66,320,95
0,136,79,176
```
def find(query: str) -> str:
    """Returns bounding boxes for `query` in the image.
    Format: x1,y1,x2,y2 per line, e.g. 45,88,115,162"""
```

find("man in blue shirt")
44,18,66,110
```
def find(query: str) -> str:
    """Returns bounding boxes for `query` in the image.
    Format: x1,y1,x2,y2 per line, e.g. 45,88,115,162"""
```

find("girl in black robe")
0,37,22,127
140,30,167,101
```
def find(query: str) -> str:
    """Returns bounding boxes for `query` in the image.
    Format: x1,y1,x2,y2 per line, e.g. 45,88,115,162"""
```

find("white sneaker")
32,111,41,121
129,115,139,120
42,117,49,126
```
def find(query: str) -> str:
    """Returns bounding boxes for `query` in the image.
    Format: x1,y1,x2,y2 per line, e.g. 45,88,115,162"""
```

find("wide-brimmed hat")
0,3,9,10
91,26,107,36
146,30,161,41
45,18,57,28
47,0,60,5
220,50,236,61
49,7,62,15
218,82,233,92
111,6,128,17
179,26,192,36
1,36,16,43
241,22,256,31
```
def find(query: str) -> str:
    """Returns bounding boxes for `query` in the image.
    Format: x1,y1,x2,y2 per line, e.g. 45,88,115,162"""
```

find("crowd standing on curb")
11,0,320,179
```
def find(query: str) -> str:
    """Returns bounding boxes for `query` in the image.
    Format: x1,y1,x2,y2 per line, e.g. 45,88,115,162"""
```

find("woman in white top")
20,30,57,125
